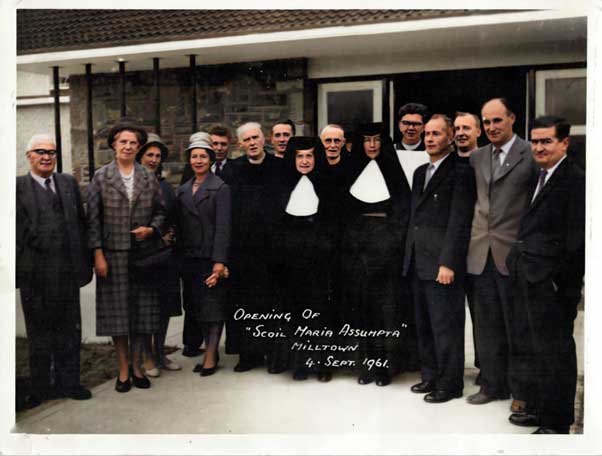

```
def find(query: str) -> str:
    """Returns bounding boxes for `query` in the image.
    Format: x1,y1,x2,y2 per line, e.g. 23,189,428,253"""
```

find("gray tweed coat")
86,160,166,336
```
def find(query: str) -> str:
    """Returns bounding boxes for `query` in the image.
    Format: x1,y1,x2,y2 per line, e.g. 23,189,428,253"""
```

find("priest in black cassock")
229,122,281,372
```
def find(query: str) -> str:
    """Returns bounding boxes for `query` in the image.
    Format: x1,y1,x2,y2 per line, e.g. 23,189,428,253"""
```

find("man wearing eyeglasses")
395,103,429,152
16,134,93,408
395,103,431,188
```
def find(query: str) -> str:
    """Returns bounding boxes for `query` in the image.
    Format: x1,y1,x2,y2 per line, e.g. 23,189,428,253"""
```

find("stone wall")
69,58,308,185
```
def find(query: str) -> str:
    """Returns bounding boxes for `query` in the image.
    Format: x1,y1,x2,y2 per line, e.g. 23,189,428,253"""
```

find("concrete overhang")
17,9,587,77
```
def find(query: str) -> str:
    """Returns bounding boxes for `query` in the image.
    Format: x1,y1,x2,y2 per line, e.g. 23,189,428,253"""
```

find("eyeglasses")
30,149,57,156
400,120,424,127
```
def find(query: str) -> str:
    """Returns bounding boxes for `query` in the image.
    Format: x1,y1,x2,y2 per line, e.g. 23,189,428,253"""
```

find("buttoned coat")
466,136,537,275
174,172,231,264
16,173,92,289
87,160,166,251
403,154,476,281
86,160,166,336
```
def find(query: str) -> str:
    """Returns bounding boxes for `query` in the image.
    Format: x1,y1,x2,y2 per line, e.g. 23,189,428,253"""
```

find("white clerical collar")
402,141,422,151
285,175,319,216
248,153,266,165
349,159,390,203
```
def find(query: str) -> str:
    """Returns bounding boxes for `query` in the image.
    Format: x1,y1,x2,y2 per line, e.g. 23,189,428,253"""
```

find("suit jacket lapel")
130,162,148,208
416,154,453,210
106,160,129,200
480,144,493,187
53,174,73,222
494,138,526,183
527,159,568,214
178,179,200,217
24,175,40,228
411,165,426,216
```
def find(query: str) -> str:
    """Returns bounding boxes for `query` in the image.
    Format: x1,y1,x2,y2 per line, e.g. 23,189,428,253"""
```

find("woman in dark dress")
174,136,231,376
135,133,182,375
339,122,412,387
270,136,337,382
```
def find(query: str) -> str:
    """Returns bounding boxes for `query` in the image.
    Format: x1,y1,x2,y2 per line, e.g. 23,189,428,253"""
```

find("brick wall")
69,58,308,186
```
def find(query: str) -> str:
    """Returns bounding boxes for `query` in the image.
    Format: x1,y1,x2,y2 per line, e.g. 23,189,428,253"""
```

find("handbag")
130,236,173,270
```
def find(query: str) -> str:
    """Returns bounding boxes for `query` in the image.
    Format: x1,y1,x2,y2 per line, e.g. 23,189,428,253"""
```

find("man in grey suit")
17,134,93,408
466,98,536,410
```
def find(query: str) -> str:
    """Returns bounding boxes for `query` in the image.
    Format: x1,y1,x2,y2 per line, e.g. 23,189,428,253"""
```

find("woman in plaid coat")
86,119,166,393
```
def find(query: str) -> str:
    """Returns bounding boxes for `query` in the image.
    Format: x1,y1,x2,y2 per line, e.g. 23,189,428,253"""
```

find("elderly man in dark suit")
466,98,537,410
506,116,585,434
403,114,475,403
17,133,93,408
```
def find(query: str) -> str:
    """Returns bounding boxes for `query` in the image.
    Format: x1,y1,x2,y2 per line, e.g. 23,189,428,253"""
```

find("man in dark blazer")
209,124,235,184
16,134,93,408
506,116,585,434
466,98,537,410
403,115,475,403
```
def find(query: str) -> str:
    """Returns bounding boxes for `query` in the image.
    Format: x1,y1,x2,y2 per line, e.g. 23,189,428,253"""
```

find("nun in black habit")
269,136,338,382
339,122,413,386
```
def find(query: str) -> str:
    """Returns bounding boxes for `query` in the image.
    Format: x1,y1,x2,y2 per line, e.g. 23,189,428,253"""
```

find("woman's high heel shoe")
200,351,220,377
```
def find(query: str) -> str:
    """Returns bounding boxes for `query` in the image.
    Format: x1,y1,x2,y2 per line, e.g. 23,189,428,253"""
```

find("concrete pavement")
13,310,584,435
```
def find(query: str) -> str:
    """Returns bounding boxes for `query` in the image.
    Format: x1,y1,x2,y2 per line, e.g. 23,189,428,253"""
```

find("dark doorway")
393,66,529,147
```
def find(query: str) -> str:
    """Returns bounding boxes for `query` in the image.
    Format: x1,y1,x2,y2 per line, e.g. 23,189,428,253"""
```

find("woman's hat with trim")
185,133,215,162
136,133,169,162
107,117,148,150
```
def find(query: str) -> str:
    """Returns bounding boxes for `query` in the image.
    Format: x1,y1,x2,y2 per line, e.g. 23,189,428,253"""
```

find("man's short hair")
398,103,429,122
271,119,296,136
207,124,232,139
319,124,345,137
531,116,571,141
482,97,515,116
26,133,55,152
428,113,453,133
454,111,481,129
237,122,263,140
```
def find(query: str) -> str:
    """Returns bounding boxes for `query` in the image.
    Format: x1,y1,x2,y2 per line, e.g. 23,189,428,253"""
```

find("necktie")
531,168,548,203
423,164,435,190
215,161,222,176
491,148,502,179
44,177,55,195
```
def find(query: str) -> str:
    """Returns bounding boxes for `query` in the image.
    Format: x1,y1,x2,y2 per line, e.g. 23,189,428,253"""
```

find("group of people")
16,96,584,435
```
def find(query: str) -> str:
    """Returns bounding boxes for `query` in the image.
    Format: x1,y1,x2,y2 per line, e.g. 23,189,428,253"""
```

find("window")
317,80,383,132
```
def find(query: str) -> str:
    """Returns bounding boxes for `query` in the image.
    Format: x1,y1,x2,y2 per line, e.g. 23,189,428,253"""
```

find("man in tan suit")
465,98,536,410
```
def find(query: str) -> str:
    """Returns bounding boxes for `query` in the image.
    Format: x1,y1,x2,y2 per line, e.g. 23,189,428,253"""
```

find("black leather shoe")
317,372,332,383
128,365,147,386
509,412,539,427
375,373,391,387
467,388,510,404
62,386,92,400
411,380,435,394
193,363,203,373
424,389,462,403
234,361,256,372
200,366,217,377
268,365,288,374
182,346,202,357
358,372,373,385
293,369,309,381
533,426,570,434
115,377,131,393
